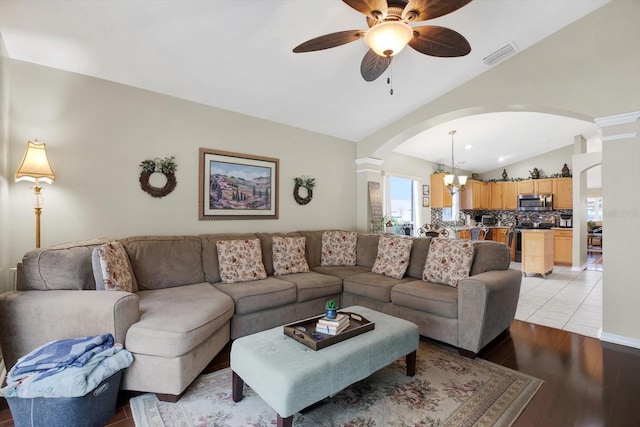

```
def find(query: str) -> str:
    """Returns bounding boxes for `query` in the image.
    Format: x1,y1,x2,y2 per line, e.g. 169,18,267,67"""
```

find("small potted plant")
325,299,338,319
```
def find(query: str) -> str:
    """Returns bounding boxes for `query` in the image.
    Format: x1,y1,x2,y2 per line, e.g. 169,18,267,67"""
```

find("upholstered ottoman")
230,305,419,427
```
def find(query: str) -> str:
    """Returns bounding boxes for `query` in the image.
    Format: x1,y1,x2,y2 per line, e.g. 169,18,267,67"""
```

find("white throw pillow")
92,241,137,292
272,236,310,276
216,238,267,284
423,238,475,287
320,231,357,266
371,236,413,279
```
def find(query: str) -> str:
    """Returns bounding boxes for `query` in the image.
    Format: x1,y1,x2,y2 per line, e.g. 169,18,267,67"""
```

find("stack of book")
315,313,350,335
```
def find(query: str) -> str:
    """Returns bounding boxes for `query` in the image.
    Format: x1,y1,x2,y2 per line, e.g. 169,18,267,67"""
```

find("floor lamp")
15,140,56,249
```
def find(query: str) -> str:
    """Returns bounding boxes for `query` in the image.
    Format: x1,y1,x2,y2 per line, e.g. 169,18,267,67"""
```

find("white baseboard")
572,263,587,271
600,331,640,349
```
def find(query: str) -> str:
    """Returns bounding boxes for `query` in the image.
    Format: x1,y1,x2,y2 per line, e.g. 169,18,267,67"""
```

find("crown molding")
594,111,640,128
356,169,382,174
355,157,384,166
601,132,638,142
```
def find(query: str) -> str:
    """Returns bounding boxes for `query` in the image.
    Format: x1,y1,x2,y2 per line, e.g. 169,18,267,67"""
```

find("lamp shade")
364,21,413,57
15,140,56,184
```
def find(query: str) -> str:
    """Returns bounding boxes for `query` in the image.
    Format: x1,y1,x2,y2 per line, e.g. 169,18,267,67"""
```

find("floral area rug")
130,341,542,427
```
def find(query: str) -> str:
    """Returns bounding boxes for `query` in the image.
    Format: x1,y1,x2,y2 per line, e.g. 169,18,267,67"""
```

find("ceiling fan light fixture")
364,21,413,57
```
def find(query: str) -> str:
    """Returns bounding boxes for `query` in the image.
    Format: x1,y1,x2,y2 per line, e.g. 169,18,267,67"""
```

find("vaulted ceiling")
0,0,609,172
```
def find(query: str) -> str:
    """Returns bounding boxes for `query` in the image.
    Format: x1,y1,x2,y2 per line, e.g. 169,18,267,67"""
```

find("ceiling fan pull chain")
387,60,394,95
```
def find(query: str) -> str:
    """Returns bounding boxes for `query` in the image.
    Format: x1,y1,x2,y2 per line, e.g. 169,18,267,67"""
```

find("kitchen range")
513,211,569,262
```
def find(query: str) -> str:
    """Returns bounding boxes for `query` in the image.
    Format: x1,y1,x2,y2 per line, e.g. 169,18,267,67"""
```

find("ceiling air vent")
483,42,518,66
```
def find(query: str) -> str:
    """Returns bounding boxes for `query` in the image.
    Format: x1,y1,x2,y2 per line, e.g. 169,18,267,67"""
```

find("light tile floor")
511,261,603,338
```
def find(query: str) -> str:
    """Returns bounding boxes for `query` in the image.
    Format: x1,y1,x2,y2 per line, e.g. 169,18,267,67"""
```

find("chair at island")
418,223,449,238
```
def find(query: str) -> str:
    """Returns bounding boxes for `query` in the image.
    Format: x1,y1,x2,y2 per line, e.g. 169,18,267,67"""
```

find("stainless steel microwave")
518,194,553,211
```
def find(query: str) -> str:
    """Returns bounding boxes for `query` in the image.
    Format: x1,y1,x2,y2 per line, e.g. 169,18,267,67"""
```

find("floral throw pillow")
371,236,414,279
320,231,357,266
272,236,310,276
93,242,136,292
216,238,267,284
423,238,475,287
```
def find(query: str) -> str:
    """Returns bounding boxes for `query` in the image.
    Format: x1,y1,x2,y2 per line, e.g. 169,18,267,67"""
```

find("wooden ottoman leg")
232,371,244,402
406,350,416,377
277,414,293,427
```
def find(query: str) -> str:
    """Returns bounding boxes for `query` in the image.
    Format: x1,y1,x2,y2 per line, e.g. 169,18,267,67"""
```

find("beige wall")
481,145,574,182
5,61,357,282
0,35,10,293
356,0,640,345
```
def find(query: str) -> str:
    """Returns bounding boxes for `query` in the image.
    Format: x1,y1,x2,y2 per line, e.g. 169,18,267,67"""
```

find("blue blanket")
2,344,133,398
8,333,115,381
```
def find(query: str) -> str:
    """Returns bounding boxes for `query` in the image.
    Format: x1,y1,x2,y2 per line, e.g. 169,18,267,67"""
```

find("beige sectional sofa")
0,230,521,400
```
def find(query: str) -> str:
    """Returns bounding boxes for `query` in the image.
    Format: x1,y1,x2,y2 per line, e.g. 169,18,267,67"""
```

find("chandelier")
443,130,467,195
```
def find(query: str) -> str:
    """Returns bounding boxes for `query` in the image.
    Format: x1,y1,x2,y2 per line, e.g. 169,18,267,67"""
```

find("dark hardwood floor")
2,320,639,426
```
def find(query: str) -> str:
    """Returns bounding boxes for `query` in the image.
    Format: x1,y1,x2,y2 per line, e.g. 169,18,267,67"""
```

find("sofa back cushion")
355,233,380,267
121,236,205,290
469,241,511,275
18,238,112,291
298,230,325,268
299,230,380,268
405,237,431,279
199,233,258,283
255,232,304,276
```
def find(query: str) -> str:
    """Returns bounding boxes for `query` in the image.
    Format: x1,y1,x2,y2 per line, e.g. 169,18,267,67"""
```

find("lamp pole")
33,182,43,248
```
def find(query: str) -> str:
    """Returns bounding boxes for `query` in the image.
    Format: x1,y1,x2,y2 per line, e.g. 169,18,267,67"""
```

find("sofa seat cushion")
390,280,458,319
276,272,342,302
343,272,414,303
214,277,296,315
125,283,234,358
311,265,371,280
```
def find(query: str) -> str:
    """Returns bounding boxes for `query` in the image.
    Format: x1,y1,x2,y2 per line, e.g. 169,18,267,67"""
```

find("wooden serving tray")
283,311,375,350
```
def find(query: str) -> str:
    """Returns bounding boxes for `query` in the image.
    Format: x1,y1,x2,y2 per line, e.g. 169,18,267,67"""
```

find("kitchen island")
521,229,554,278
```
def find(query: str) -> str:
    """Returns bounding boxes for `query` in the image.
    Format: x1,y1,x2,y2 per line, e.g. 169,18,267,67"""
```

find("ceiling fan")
293,0,473,82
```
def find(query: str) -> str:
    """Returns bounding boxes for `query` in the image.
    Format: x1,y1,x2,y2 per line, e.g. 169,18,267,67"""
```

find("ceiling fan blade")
360,49,392,82
408,26,471,57
343,0,388,20
402,0,472,22
293,30,365,53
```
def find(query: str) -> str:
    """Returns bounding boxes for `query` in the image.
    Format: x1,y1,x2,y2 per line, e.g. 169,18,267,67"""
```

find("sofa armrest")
0,290,139,370
457,269,522,353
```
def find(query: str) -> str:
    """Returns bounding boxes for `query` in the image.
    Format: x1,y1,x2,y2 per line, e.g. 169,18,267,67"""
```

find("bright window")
385,175,421,235
587,197,603,221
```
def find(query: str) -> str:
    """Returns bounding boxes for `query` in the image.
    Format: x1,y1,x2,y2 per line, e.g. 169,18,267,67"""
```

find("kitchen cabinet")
430,173,452,208
489,182,503,210
460,180,488,210
518,178,553,195
491,226,515,260
553,229,572,265
457,229,470,240
489,182,518,210
553,178,573,209
503,182,518,209
521,230,554,278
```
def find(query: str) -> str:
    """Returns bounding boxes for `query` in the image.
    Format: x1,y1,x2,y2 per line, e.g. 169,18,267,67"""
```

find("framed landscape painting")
199,148,279,220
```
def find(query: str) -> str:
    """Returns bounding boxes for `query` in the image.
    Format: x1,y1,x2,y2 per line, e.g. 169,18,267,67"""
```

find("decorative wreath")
139,156,178,198
293,176,315,205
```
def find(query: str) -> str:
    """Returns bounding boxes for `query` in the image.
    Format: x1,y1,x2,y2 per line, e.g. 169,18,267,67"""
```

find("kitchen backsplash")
430,208,573,228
